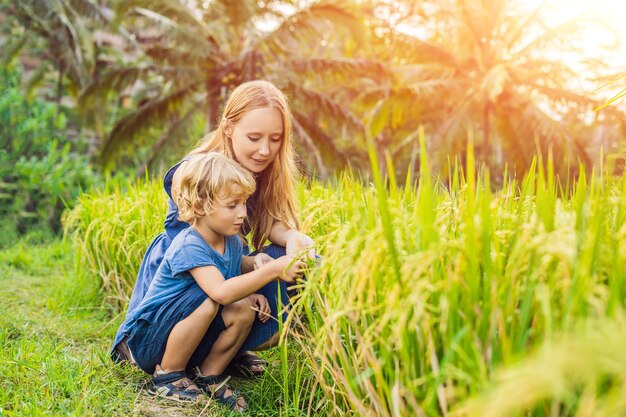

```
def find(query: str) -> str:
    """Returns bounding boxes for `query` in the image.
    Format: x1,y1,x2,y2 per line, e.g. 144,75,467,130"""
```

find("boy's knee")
227,300,256,325
197,298,219,321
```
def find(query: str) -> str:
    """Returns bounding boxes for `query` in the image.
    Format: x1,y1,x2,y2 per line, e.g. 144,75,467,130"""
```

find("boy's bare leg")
198,299,255,376
160,298,218,373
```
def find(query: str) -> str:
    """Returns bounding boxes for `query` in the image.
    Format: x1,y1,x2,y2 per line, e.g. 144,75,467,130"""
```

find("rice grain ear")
285,156,623,416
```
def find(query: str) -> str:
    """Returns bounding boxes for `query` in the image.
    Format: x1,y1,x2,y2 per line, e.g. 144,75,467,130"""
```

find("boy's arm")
190,259,294,305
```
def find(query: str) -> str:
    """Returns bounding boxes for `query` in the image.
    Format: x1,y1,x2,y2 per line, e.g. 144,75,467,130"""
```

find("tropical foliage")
4,0,625,178
353,0,626,178
0,66,98,240
80,0,384,177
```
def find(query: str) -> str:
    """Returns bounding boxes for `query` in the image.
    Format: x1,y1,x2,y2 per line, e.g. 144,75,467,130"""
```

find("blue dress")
112,160,289,356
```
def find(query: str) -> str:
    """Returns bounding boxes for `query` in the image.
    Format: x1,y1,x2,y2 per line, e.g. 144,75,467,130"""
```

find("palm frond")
101,82,202,164
80,65,196,106
509,59,578,86
515,98,591,167
23,61,49,96
131,7,221,58
395,66,460,95
285,82,365,135
0,33,28,65
258,2,363,57
144,45,216,68
390,32,458,67
282,58,390,84
291,113,328,179
511,15,588,60
361,87,425,137
137,100,205,176
504,0,549,50
117,0,215,37
529,83,603,108
292,108,351,169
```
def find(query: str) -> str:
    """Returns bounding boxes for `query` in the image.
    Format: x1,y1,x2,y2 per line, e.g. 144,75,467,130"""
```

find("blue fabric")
113,160,188,350
240,244,290,350
123,228,241,374
127,285,226,374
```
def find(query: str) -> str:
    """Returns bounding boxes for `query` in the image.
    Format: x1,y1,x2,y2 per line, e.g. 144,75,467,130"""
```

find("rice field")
64,144,626,416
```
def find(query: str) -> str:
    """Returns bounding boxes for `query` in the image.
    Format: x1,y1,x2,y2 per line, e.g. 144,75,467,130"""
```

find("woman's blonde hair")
189,80,300,249
175,152,256,224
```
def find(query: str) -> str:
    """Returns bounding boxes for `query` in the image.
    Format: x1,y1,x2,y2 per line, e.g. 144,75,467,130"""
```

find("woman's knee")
261,244,286,259
222,299,255,326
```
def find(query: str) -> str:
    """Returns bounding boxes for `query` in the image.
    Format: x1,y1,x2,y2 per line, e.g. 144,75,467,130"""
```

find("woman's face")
229,106,284,173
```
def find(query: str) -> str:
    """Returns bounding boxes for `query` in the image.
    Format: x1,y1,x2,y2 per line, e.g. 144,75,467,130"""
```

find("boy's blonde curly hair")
175,152,256,224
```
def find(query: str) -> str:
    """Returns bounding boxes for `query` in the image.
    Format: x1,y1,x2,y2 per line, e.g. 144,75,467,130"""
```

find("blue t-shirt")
122,227,243,334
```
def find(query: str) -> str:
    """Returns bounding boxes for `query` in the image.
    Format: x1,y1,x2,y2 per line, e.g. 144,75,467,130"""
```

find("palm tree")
5,0,128,101
355,0,626,176
83,0,384,177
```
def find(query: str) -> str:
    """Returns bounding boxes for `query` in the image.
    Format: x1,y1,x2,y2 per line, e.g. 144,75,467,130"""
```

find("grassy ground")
0,238,298,416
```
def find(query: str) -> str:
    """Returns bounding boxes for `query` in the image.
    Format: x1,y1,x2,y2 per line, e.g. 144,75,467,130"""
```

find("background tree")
353,0,626,177
82,0,386,177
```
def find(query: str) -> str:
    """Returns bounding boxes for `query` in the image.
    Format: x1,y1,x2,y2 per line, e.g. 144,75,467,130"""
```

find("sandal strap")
193,370,245,409
194,370,230,389
152,370,188,385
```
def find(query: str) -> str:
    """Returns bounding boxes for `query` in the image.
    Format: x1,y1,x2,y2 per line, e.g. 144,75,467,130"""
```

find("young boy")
119,152,304,411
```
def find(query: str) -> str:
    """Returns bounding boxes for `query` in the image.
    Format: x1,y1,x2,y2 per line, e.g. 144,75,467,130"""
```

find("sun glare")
523,0,626,66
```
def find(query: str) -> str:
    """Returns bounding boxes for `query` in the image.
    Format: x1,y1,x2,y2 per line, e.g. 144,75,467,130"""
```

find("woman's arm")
269,221,316,258
268,221,298,247
241,255,255,273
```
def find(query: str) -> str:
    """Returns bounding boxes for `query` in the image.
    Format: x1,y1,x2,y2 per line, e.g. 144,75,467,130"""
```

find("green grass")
0,238,310,416
62,152,626,416
0,239,145,416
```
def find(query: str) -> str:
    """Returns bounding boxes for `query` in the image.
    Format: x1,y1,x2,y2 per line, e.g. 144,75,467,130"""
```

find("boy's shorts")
126,285,225,374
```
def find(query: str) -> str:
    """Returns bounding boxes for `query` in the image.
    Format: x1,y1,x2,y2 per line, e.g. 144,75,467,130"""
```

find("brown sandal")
224,351,266,378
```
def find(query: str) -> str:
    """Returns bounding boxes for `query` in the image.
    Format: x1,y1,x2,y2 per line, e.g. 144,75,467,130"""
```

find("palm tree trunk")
205,80,219,134
56,62,64,117
482,101,491,163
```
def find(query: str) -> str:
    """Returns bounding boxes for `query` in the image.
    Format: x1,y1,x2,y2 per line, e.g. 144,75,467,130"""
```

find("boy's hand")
247,294,271,322
253,253,274,270
273,255,306,283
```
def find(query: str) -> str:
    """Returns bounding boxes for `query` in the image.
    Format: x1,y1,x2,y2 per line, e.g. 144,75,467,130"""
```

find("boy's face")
204,191,249,236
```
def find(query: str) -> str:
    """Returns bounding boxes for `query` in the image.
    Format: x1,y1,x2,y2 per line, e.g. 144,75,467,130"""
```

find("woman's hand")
253,253,274,270
247,294,271,323
285,231,316,260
